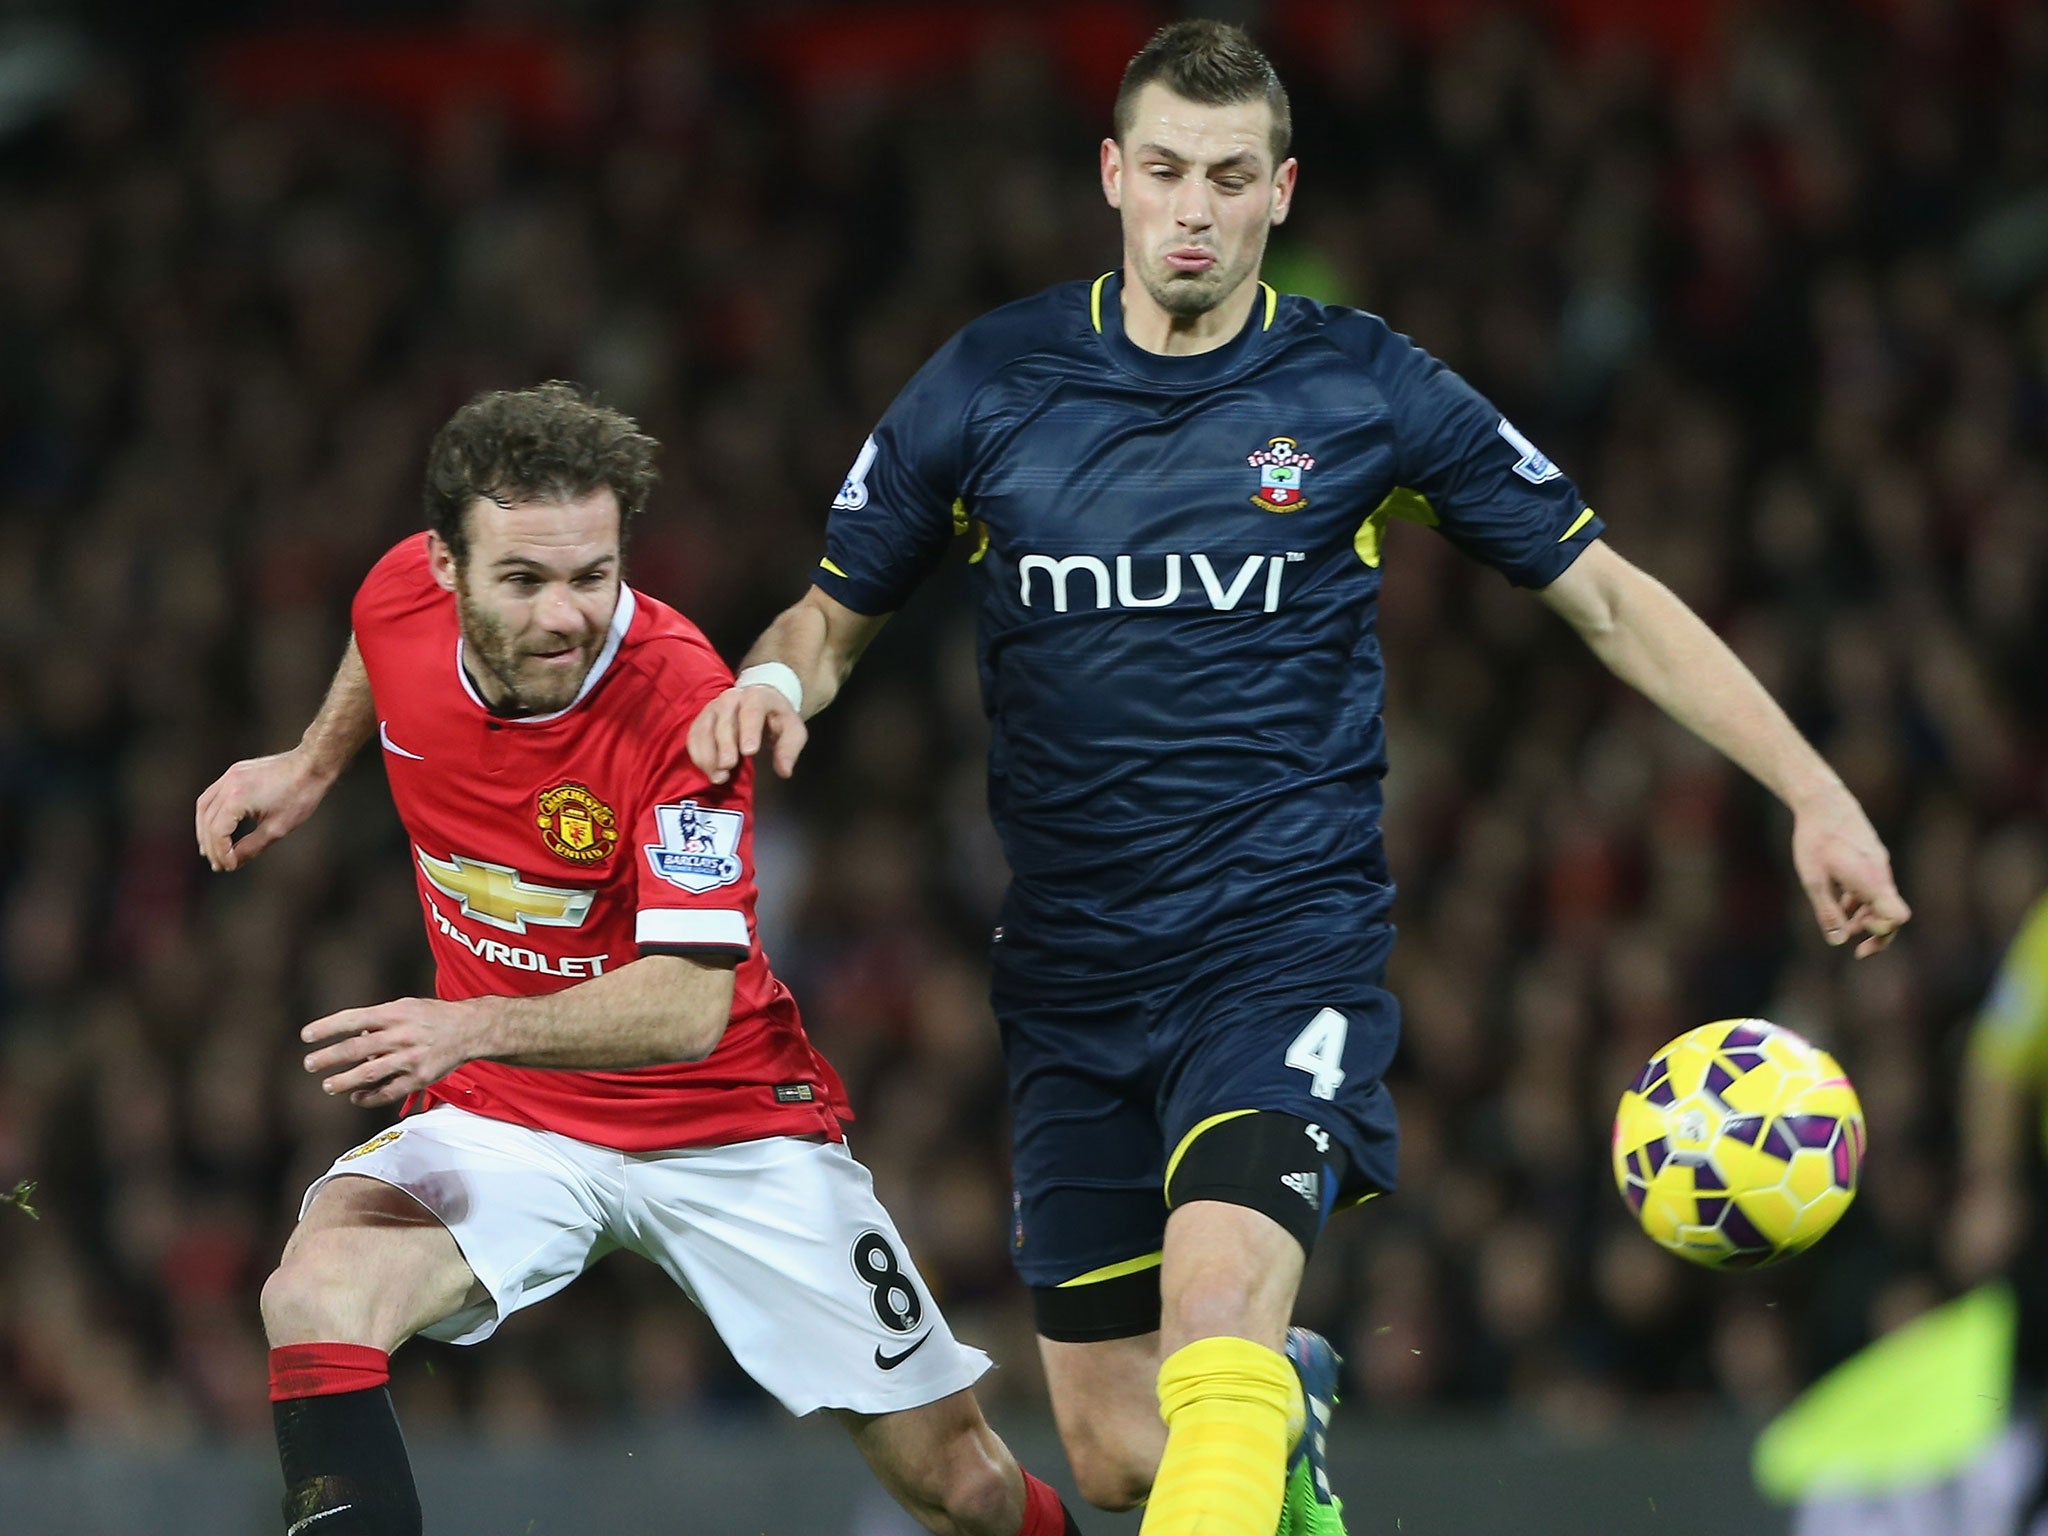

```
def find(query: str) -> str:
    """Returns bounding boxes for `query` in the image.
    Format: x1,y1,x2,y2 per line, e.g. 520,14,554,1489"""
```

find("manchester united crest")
340,1128,405,1161
1248,436,1315,512
535,782,619,865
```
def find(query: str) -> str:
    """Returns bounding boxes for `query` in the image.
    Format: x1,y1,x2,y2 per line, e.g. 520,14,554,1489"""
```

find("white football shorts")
302,1106,991,1417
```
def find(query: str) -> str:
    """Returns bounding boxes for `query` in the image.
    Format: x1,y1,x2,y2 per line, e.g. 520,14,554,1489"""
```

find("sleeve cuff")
812,561,898,618
636,908,752,957
1522,515,1604,589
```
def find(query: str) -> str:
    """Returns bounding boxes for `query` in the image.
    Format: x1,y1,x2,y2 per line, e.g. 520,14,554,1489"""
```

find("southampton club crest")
1248,436,1315,512
645,800,745,894
535,782,620,865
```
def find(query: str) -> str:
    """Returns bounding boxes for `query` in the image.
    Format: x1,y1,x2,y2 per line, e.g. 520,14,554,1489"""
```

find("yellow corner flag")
1753,1283,2016,1502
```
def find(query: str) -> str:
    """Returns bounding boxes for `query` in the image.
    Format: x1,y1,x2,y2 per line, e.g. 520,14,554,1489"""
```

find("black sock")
273,1386,421,1535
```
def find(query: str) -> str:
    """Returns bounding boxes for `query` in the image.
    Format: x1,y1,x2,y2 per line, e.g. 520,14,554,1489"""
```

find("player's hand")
1789,786,1911,958
687,684,808,785
301,998,479,1108
195,748,336,872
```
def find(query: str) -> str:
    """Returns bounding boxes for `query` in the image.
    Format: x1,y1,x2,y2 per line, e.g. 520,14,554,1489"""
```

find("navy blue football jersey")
817,271,1603,979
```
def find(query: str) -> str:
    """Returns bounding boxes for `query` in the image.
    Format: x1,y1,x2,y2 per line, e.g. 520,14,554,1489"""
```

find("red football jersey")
350,534,848,1150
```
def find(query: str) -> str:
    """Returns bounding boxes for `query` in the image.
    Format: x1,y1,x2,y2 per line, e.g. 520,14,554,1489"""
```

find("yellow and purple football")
1613,1019,1865,1269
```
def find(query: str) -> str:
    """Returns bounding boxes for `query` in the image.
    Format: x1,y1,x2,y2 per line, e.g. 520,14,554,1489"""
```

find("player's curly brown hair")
423,381,661,565
1113,19,1292,164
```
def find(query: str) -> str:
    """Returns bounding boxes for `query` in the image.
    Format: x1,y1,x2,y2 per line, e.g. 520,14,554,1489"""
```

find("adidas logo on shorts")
1281,1170,1320,1206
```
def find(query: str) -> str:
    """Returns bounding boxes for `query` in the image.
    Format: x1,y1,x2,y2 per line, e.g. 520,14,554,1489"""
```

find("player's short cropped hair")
423,381,660,565
1112,19,1292,164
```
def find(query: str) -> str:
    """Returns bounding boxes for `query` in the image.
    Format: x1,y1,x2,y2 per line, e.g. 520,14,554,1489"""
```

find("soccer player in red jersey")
196,383,1084,1536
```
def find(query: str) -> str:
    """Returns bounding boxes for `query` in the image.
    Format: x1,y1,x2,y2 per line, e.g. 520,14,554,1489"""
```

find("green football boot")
1280,1326,1348,1536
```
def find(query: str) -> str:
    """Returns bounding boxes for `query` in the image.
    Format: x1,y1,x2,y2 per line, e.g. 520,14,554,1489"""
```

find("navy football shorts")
992,927,1401,1298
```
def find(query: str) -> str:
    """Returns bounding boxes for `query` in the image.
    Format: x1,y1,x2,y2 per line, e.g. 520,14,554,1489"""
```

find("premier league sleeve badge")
645,801,746,893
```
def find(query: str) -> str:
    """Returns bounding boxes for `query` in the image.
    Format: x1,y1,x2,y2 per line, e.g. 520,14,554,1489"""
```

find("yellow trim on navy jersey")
1353,487,1439,568
1164,1109,1260,1195
1090,272,1112,334
952,498,991,563
819,557,849,579
1559,506,1597,541
1261,282,1278,330
1055,1250,1165,1288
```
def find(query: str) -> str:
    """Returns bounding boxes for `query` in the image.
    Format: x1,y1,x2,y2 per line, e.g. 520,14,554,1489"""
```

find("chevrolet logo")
416,849,595,934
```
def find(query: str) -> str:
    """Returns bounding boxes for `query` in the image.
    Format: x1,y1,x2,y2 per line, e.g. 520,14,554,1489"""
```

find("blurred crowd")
0,0,2044,1447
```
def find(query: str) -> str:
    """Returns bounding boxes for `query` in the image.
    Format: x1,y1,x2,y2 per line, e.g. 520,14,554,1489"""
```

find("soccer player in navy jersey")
689,21,1911,1536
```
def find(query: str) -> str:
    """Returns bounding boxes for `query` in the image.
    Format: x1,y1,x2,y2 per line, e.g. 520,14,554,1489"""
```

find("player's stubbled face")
437,489,623,715
1106,83,1294,320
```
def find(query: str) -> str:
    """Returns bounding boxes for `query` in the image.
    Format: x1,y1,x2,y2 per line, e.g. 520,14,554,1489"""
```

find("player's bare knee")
1161,1199,1307,1349
263,1227,418,1347
1163,1282,1261,1346
260,1252,372,1346
1061,1427,1152,1512
1161,1253,1272,1346
1070,1462,1151,1513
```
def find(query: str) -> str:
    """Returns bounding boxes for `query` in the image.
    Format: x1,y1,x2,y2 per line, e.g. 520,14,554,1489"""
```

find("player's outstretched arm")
196,636,375,872
1538,541,1911,957
299,953,736,1108
689,586,890,785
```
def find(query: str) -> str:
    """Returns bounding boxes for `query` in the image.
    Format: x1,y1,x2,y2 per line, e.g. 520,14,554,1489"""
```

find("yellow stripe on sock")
1139,1337,1304,1536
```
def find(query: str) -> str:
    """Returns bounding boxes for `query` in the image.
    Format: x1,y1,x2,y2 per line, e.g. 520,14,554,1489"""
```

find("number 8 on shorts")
852,1230,925,1334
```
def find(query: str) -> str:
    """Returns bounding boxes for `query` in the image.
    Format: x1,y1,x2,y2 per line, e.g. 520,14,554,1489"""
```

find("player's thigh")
1038,1331,1161,1427
994,974,1171,1339
280,1109,618,1348
1160,949,1404,1229
620,1136,990,1417
1157,1199,1304,1354
1038,1332,1166,1510
267,1173,483,1349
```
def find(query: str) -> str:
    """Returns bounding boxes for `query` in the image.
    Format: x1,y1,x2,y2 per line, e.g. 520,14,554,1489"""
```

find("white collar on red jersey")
454,583,639,723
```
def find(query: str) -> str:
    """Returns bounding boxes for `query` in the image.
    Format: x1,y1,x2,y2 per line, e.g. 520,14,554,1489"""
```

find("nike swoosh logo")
287,1508,355,1536
874,1331,933,1370
379,721,424,760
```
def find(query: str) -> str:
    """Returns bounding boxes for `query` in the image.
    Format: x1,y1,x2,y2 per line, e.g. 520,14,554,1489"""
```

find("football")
1612,1019,1865,1269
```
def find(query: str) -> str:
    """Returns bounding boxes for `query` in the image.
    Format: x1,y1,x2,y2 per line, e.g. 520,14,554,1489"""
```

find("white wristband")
735,662,803,715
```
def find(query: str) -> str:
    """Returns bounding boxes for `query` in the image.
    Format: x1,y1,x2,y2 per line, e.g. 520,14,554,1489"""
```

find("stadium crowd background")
0,0,2043,1451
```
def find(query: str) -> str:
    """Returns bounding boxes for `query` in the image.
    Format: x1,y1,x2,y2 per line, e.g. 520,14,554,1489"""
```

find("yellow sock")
1137,1336,1306,1536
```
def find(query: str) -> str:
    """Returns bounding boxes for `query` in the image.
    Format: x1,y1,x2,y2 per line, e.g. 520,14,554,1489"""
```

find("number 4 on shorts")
1285,1008,1348,1101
